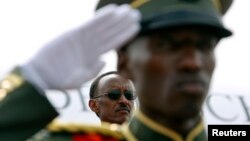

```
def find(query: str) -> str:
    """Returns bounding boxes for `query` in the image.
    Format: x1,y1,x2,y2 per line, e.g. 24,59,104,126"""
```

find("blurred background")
0,0,250,125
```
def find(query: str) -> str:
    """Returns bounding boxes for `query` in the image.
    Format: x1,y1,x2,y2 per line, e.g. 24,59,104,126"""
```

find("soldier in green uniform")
0,0,233,141
113,0,233,140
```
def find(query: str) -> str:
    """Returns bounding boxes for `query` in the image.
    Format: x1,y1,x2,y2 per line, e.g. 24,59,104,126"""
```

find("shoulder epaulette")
46,120,124,140
0,67,24,101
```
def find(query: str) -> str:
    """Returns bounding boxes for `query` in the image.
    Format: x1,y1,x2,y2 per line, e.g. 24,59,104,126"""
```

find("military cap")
96,0,233,38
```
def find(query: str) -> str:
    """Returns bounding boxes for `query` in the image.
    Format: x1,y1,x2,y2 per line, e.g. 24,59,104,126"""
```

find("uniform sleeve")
0,67,59,141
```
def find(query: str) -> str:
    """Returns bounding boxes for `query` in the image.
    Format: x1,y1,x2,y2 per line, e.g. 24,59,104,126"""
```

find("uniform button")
0,89,7,101
1,80,13,90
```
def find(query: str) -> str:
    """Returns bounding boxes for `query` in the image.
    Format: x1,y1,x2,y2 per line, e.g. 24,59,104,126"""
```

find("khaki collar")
124,109,206,141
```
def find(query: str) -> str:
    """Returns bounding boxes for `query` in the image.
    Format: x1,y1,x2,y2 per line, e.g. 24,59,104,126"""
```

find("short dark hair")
89,71,119,99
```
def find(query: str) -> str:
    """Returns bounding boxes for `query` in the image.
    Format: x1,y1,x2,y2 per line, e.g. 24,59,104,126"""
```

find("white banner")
45,87,250,125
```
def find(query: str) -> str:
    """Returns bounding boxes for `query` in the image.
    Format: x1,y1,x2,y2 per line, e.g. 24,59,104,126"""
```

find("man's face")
119,27,218,120
90,74,135,124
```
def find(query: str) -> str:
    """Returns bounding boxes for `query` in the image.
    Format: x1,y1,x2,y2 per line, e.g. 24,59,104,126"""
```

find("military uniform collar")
123,109,207,141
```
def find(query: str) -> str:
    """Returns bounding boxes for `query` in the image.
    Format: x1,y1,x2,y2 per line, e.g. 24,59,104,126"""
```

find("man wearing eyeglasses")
89,71,136,124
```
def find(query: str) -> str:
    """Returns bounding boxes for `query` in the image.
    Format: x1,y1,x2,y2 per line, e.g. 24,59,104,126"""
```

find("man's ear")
117,48,134,81
89,100,99,114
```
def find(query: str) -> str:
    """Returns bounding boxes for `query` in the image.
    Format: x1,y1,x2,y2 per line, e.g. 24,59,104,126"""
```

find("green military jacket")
0,68,58,141
30,110,206,141
124,110,207,141
0,68,206,141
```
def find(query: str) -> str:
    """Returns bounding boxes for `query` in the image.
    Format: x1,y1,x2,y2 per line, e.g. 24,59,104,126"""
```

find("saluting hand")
21,4,141,90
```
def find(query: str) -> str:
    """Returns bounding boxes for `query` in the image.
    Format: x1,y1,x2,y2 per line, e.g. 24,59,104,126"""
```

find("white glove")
21,4,141,90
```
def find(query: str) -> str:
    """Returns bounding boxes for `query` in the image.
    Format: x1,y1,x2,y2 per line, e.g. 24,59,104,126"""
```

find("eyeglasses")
92,89,136,101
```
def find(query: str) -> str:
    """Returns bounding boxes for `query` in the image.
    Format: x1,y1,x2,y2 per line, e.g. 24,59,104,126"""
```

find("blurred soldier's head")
89,72,136,124
96,0,233,124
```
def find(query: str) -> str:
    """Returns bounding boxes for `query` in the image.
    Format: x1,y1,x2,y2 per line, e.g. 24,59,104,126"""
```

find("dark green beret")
96,0,233,38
